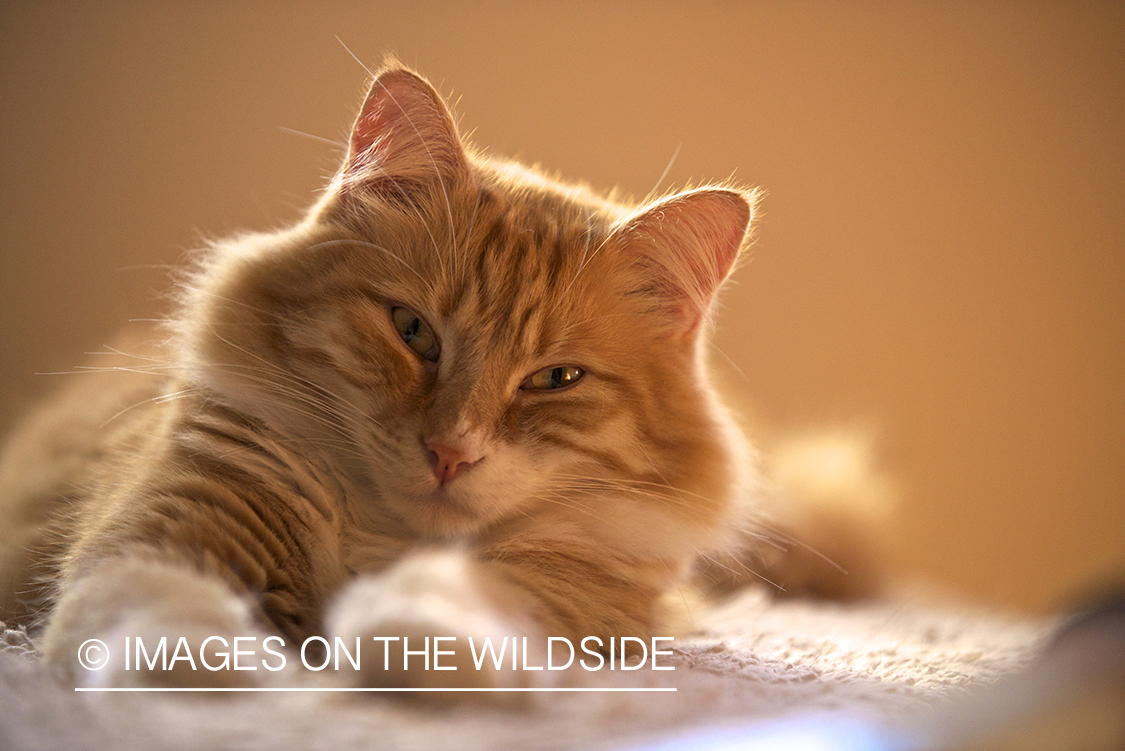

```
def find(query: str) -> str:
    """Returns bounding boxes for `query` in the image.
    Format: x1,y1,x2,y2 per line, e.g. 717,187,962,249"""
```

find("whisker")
204,356,374,429
567,224,615,291
305,238,434,295
334,35,375,78
278,126,345,149
352,162,449,279
754,520,849,575
707,341,750,384
90,345,168,363
644,143,682,204
172,282,276,317
98,388,196,429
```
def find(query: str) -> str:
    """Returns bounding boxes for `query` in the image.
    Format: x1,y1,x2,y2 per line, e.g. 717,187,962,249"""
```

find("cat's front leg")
327,548,548,694
42,556,287,688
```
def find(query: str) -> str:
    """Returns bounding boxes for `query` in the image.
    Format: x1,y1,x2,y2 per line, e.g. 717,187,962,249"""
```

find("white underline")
75,686,677,693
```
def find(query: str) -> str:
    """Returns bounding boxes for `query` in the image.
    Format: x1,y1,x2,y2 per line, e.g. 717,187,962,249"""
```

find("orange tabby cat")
0,64,762,688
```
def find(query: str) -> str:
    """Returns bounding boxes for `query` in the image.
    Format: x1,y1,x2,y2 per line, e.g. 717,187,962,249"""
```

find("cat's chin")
390,487,499,538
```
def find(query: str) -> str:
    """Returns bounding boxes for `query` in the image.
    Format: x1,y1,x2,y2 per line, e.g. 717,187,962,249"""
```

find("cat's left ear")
336,66,470,203
613,188,755,336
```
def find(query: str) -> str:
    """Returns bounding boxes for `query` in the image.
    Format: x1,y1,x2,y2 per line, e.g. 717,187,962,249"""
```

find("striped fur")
0,65,761,687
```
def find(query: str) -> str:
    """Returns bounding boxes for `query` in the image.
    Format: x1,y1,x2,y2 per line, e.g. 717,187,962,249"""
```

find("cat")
0,62,767,689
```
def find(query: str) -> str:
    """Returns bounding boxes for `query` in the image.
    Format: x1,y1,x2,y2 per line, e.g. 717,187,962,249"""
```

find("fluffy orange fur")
0,65,764,688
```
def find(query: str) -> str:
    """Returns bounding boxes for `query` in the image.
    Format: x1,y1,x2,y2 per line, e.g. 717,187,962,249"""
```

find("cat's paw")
42,558,285,689
327,549,545,700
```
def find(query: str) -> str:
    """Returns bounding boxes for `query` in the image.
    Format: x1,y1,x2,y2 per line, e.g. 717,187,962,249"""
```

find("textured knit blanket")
0,587,1058,751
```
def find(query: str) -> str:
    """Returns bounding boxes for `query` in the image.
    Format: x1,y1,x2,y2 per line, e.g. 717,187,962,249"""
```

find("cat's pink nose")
425,439,483,485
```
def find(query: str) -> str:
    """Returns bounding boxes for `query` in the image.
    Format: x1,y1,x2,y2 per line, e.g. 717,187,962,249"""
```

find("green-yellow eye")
522,366,584,391
391,306,439,362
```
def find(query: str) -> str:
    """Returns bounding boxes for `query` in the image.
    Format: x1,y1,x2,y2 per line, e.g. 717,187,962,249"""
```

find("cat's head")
179,66,757,560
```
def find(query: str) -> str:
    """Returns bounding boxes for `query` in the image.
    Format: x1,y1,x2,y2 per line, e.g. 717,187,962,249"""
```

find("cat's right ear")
612,188,756,337
335,67,470,204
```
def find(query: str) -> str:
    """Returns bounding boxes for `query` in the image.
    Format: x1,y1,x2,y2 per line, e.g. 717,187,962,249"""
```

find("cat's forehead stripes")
432,189,602,365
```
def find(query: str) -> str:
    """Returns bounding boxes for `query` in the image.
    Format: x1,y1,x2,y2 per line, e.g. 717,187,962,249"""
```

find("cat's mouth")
374,451,530,538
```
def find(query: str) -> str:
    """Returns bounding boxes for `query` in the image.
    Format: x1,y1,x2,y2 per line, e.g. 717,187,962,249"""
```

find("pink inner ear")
350,72,433,161
341,68,467,196
619,189,753,332
672,191,750,296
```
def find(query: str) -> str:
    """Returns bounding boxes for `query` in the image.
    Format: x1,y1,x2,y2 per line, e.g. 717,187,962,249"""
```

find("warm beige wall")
2,2,1122,613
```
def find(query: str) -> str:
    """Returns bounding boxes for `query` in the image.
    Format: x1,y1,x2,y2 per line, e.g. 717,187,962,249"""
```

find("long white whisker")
345,157,450,278
645,143,681,204
334,35,375,78
90,345,168,363
97,389,196,429
305,238,434,295
278,126,345,149
755,520,849,575
566,209,623,294
707,341,750,384
197,327,376,437
172,283,276,317
202,365,371,440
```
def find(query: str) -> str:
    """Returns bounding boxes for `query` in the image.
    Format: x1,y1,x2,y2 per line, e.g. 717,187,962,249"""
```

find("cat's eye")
522,366,584,391
390,306,439,362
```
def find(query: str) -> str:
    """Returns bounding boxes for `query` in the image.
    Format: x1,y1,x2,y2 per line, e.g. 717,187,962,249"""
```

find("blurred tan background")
1,2,1122,614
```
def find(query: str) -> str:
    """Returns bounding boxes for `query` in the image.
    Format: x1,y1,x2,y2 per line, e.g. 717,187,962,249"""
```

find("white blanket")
0,589,1049,750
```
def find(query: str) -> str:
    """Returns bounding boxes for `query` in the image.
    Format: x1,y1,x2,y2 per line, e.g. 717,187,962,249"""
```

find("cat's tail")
699,425,895,601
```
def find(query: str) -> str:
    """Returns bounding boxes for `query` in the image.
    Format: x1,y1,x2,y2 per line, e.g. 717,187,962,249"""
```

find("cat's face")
180,67,753,554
